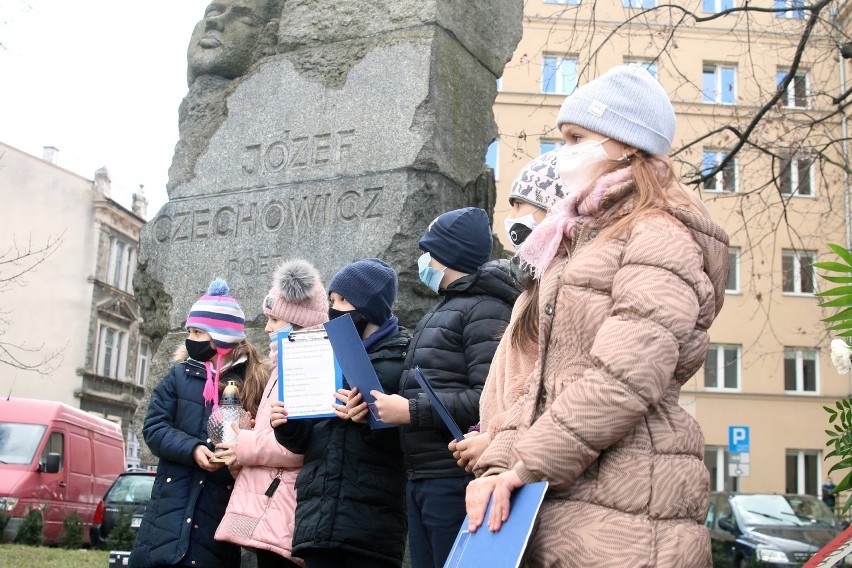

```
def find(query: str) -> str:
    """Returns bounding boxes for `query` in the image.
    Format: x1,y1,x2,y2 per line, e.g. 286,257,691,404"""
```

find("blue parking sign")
728,426,750,453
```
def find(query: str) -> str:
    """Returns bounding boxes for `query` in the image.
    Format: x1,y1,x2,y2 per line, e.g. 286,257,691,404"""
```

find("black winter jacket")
399,260,520,479
274,327,410,566
130,360,242,568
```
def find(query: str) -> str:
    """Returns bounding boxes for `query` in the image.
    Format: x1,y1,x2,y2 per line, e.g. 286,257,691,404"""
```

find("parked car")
0,398,125,545
706,491,852,567
90,469,156,548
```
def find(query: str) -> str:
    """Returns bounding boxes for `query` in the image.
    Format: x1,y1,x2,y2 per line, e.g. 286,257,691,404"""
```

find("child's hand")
370,391,410,425
215,423,239,463
269,401,288,428
192,444,224,472
449,431,491,473
333,387,370,423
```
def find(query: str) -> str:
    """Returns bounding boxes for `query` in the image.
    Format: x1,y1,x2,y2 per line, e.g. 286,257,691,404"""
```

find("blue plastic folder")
277,328,342,419
444,481,549,568
324,314,394,430
413,366,465,442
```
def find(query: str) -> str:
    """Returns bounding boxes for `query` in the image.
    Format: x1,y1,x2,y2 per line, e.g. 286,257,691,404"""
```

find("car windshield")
0,423,46,465
105,475,155,504
733,494,836,529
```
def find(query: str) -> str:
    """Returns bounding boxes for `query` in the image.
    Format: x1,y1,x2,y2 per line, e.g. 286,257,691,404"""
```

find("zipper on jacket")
570,223,588,258
265,468,283,497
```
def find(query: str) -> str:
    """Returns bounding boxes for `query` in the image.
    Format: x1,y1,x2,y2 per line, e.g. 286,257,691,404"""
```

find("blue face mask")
418,252,445,293
269,324,293,341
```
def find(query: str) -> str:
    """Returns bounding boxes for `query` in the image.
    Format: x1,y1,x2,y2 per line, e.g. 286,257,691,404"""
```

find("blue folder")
413,366,465,442
444,481,549,568
324,314,394,429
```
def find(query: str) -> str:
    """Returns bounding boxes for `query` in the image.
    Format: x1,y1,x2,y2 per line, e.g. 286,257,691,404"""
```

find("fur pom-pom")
207,278,230,296
273,259,321,302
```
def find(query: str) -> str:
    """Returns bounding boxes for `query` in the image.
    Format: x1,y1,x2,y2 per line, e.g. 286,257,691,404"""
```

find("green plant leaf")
814,261,852,272
825,308,852,322
834,470,852,493
827,244,852,266
819,295,852,308
817,286,852,297
826,322,852,332
822,275,852,284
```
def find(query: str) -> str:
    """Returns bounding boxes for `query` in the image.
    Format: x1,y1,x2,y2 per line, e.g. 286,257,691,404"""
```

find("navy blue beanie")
328,258,398,325
419,207,492,274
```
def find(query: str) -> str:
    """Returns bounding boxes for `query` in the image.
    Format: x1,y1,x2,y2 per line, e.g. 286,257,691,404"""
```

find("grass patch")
0,544,110,567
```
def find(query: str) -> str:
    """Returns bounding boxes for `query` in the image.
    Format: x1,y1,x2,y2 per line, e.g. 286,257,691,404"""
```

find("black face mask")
185,338,217,362
328,308,371,338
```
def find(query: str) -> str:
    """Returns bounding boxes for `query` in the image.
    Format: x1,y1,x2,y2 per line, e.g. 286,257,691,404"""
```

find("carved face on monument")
187,0,279,85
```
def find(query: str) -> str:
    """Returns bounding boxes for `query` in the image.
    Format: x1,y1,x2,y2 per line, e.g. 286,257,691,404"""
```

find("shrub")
106,509,137,551
0,509,9,534
59,510,84,549
16,508,43,546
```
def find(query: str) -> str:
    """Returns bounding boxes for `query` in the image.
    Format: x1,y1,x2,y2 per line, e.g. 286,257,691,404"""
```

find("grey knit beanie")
556,64,675,155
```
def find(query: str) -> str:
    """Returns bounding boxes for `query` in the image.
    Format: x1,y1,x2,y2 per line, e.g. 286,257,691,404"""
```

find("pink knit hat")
262,259,328,328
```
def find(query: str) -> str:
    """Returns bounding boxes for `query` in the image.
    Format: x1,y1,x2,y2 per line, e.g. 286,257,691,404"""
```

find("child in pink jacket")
215,259,329,568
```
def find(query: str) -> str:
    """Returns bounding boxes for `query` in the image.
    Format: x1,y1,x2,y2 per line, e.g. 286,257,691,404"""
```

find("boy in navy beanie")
371,208,522,568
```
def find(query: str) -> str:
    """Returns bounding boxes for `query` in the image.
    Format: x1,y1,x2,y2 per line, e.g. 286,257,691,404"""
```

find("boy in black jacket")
271,258,410,568
372,208,521,568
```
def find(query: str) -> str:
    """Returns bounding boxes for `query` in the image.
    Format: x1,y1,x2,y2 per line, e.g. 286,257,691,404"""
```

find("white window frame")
544,0,580,4
779,156,814,197
485,141,499,181
702,0,733,12
786,450,821,496
107,236,136,293
782,249,816,295
97,323,128,380
726,248,740,294
624,59,658,78
702,150,738,192
775,0,806,19
541,55,578,96
705,446,740,492
623,0,656,7
137,342,150,386
784,347,819,394
777,69,809,108
702,64,737,105
704,344,741,391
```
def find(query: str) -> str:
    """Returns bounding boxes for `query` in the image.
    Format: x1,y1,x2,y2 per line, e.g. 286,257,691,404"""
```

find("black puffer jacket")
399,259,520,479
130,359,243,568
274,327,410,566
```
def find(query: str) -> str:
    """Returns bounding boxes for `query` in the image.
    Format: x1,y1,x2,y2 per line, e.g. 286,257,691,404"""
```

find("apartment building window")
702,150,737,192
542,55,578,95
704,344,740,390
496,77,502,91
137,342,150,386
98,324,127,379
786,450,820,496
775,0,805,19
726,248,740,293
623,0,656,7
108,236,136,293
485,141,499,181
777,69,808,108
545,0,580,4
704,446,740,491
782,249,815,294
702,64,736,104
624,59,658,78
540,139,564,154
703,0,733,12
784,348,818,394
779,156,813,196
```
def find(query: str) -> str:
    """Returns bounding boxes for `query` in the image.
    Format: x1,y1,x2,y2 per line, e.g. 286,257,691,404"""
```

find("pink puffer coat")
477,175,729,568
215,355,303,563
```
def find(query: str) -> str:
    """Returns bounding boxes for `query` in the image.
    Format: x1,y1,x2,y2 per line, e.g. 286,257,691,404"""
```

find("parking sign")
728,426,750,453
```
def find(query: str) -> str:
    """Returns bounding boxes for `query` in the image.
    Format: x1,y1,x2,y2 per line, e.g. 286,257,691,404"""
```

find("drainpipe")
841,47,851,251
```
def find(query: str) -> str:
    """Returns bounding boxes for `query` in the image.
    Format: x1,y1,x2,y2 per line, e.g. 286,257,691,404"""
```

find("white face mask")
504,213,539,249
554,138,611,195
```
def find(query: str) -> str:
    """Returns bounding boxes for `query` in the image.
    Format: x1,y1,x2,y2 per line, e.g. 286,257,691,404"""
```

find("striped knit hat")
186,278,246,349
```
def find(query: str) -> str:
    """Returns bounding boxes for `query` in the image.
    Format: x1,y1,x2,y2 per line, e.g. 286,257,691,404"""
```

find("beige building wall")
491,1,850,497
0,143,96,405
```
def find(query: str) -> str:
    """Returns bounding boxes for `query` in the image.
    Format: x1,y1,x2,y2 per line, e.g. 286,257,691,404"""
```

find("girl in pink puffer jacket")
214,259,329,568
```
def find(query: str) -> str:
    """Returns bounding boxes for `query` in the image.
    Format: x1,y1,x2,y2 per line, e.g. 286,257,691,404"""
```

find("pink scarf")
517,166,633,278
202,348,233,410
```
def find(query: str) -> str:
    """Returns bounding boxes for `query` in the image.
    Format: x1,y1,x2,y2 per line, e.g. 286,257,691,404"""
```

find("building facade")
0,142,150,469
489,1,851,499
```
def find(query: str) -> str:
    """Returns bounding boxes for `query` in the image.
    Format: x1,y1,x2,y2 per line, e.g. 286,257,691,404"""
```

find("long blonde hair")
509,152,699,348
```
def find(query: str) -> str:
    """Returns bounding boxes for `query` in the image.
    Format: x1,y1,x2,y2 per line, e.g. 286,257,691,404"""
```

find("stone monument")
134,0,522,454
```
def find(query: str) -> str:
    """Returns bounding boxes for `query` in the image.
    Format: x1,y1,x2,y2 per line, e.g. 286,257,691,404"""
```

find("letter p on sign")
728,426,750,453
